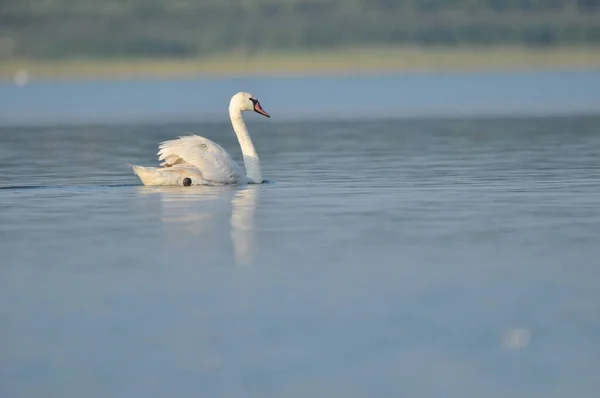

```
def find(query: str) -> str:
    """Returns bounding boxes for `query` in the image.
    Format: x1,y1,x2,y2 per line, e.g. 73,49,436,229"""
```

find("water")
2,69,600,125
1,113,599,397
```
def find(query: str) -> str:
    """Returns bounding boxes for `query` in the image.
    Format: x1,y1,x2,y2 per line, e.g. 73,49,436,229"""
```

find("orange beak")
253,101,271,118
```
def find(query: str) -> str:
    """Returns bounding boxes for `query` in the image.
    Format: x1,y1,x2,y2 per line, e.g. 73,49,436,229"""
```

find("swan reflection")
230,185,260,266
138,185,260,265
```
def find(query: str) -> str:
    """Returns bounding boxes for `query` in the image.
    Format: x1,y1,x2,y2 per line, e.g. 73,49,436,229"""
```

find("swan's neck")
229,108,263,183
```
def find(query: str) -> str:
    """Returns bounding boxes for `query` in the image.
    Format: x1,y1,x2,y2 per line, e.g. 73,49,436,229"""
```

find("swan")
131,92,270,186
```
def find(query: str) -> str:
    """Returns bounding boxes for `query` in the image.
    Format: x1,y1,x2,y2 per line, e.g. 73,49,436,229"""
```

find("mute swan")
132,92,270,186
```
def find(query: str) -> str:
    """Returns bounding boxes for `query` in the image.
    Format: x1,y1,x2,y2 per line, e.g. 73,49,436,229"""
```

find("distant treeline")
1,0,600,59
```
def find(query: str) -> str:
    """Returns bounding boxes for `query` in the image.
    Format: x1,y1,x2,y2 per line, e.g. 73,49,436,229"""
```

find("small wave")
0,181,277,191
0,184,140,191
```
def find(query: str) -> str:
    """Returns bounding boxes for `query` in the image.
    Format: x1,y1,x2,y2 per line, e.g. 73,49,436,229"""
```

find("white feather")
157,135,246,184
131,164,205,186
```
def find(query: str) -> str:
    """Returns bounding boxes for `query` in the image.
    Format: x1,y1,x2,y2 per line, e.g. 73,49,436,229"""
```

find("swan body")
132,92,270,186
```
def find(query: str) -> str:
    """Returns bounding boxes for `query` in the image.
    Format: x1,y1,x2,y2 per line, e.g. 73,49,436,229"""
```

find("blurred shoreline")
2,46,600,80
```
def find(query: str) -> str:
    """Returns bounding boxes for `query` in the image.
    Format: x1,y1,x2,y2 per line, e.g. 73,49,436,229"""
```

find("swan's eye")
249,98,258,105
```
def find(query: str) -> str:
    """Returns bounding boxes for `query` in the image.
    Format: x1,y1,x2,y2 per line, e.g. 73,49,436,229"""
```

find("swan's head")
230,92,270,118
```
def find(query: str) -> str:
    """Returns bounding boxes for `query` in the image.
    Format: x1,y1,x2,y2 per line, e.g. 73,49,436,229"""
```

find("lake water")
2,69,600,124
1,72,600,397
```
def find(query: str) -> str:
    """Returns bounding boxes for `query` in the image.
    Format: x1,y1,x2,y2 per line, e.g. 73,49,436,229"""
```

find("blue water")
1,69,600,125
1,72,600,397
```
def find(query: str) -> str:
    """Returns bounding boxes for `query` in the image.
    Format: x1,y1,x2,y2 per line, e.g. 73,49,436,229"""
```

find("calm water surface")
1,116,600,397
2,69,600,124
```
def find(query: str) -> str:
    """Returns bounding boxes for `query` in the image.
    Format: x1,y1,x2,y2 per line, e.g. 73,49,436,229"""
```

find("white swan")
131,92,270,186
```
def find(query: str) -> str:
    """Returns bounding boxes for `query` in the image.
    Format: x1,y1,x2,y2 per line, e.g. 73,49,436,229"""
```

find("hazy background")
1,0,600,124
1,0,600,59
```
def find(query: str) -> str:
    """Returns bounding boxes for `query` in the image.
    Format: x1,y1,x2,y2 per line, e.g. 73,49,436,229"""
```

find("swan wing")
157,135,246,184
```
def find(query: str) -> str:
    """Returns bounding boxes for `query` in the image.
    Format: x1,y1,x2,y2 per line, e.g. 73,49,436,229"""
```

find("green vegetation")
2,0,600,59
1,1,599,76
